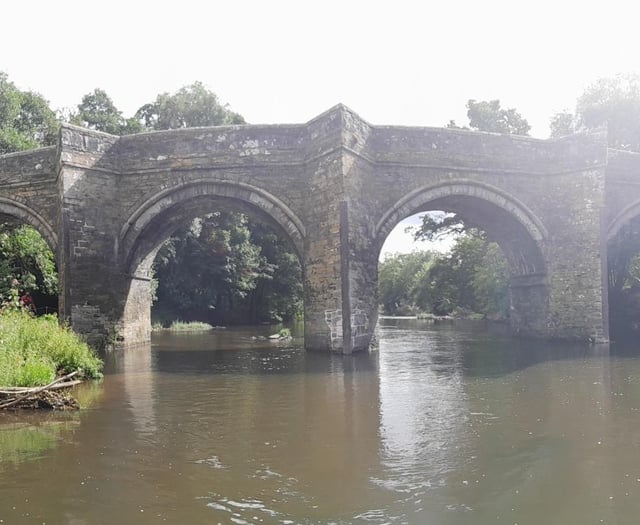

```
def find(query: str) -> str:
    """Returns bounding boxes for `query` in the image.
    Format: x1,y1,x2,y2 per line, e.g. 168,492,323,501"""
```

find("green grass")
0,309,103,387
0,420,80,465
167,320,213,332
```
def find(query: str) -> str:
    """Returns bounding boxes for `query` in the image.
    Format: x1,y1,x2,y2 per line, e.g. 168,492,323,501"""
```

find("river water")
1,318,640,524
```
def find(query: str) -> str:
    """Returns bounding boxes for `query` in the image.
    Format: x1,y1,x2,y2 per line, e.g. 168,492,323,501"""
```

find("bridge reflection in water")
1,320,638,523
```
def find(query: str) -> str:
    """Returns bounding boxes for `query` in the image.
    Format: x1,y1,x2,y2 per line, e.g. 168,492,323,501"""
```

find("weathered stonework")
0,104,630,351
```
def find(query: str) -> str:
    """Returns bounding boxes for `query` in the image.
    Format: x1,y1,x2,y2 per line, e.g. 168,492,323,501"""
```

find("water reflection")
0,415,79,466
2,321,640,524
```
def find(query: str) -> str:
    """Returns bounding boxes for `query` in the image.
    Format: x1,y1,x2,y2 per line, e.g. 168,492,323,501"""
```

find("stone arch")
607,199,640,241
116,179,306,344
375,180,548,275
605,198,640,339
120,179,306,275
373,179,550,336
0,197,57,252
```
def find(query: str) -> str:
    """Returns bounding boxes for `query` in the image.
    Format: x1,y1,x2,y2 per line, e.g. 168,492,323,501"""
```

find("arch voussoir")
0,197,57,251
120,179,306,272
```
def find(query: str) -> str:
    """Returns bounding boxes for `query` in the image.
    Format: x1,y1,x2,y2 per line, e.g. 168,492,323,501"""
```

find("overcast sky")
2,0,638,255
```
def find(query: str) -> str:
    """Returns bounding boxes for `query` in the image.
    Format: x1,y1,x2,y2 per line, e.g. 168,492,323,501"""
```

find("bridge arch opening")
119,181,305,343
607,204,640,340
0,199,59,315
374,181,549,336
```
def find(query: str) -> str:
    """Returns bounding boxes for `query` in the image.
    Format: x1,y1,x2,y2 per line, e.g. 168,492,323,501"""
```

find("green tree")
154,212,264,318
72,88,142,135
472,241,510,318
0,223,58,304
378,251,434,314
136,81,245,130
419,234,509,317
466,99,531,135
244,221,303,322
549,110,576,138
152,212,302,325
0,72,58,154
549,74,640,148
576,74,640,150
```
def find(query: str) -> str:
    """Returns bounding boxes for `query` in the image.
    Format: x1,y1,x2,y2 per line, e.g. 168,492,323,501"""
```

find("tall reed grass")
0,309,102,387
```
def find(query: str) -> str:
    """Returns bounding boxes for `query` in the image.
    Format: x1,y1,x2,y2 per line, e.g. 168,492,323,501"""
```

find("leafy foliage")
576,74,640,150
136,81,245,130
549,110,576,138
450,99,531,135
411,211,465,242
0,308,102,387
154,212,262,317
152,212,302,325
244,222,303,322
379,233,509,319
379,251,434,314
72,88,142,135
549,74,640,150
0,72,58,154
0,224,57,304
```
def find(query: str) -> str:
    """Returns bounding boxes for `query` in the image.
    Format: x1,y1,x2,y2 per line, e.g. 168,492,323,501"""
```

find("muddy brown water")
1,319,640,524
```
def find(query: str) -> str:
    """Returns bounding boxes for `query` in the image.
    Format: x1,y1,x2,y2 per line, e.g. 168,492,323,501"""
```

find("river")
1,318,639,524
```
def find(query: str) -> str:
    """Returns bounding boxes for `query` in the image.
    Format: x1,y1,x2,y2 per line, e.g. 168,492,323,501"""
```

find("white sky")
2,0,639,256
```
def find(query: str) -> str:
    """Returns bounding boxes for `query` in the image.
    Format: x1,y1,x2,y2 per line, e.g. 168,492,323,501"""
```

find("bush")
0,309,102,387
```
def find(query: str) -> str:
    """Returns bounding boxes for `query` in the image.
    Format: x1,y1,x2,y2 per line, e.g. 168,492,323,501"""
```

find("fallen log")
0,380,82,395
0,370,80,410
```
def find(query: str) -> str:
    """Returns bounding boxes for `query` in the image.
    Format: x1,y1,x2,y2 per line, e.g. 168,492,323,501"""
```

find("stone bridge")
1,104,639,352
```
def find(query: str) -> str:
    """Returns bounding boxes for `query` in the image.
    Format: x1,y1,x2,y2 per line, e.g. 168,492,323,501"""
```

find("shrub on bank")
0,309,103,387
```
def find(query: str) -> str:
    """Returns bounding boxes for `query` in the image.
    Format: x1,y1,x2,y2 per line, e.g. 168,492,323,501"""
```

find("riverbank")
0,308,103,409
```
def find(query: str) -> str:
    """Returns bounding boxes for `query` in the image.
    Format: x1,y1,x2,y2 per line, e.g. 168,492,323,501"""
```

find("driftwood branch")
0,370,79,410
0,380,82,395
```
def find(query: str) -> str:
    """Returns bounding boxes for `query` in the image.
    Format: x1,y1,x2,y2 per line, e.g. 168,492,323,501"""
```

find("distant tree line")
379,234,509,319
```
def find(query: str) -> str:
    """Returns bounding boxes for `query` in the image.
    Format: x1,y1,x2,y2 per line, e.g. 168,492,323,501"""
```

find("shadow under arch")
605,198,640,339
607,198,640,242
117,179,306,344
0,197,58,252
374,179,550,335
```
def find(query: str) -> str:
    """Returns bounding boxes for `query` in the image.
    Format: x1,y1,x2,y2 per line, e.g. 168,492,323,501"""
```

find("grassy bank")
0,309,103,387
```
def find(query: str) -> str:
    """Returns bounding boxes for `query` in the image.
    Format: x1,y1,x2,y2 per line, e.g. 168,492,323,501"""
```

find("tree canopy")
549,74,640,150
0,72,58,154
153,212,302,325
72,88,142,135
379,233,509,319
448,99,531,136
576,74,640,150
135,81,245,130
0,223,58,308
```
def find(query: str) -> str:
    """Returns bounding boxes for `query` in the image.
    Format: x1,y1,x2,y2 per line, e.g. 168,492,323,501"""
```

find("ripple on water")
194,456,227,469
